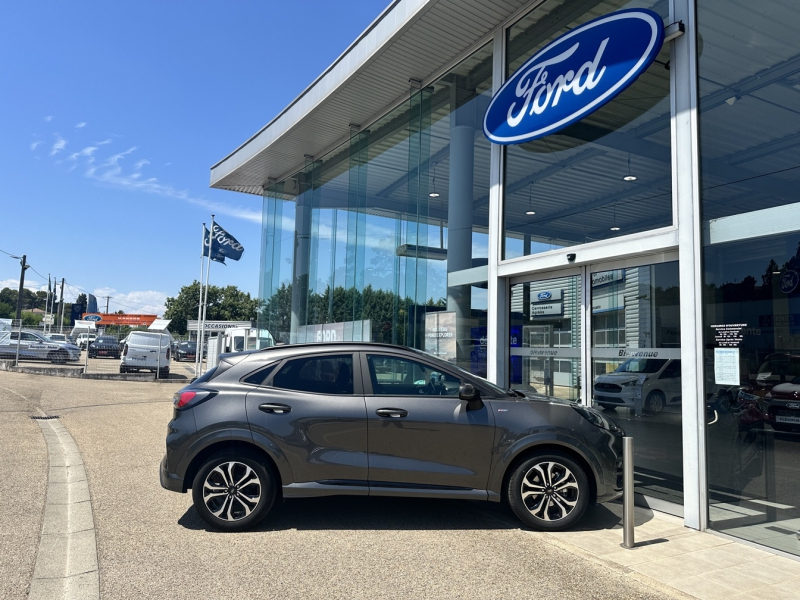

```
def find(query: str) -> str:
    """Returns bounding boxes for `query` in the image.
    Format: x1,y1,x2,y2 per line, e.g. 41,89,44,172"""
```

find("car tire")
507,451,589,531
119,366,128,374
191,450,275,532
646,391,666,414
49,350,68,365
157,367,170,379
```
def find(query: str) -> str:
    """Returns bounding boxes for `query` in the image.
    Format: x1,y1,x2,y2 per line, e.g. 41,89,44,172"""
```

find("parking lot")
0,371,682,600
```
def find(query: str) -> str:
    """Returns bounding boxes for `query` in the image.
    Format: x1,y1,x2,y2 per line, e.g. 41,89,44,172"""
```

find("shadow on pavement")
178,496,520,533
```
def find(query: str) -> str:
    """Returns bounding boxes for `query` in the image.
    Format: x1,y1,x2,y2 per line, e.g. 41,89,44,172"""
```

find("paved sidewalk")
543,503,800,600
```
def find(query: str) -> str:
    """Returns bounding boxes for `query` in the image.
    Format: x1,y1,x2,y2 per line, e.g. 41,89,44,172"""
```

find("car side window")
241,363,278,387
272,354,354,395
660,360,681,379
366,354,461,396
21,332,38,342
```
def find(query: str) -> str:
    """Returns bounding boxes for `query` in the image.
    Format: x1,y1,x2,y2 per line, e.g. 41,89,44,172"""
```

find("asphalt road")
0,371,679,600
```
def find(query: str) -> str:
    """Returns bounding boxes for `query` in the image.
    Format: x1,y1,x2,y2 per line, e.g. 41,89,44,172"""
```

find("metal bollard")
623,436,635,549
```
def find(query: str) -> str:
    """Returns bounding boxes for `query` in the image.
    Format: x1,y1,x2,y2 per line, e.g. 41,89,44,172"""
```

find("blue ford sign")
83,315,102,322
483,9,664,144
537,291,552,301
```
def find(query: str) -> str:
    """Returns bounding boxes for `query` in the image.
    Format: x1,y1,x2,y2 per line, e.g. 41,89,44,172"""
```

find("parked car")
593,358,681,413
120,331,171,376
0,330,81,363
174,341,197,362
48,333,68,343
160,342,624,532
88,336,121,359
762,375,800,432
75,333,97,350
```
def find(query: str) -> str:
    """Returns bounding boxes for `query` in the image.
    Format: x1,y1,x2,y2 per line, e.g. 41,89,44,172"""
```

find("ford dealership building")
210,0,800,557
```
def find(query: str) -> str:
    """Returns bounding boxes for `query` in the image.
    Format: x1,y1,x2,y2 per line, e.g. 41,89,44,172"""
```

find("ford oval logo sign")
483,9,664,144
537,291,552,301
83,315,102,322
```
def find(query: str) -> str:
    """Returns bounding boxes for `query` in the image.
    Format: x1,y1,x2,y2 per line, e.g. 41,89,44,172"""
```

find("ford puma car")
161,343,624,532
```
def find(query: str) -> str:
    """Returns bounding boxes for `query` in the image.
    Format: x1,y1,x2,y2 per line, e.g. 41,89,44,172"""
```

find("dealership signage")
483,9,664,144
530,302,563,317
83,313,158,326
532,289,562,302
424,312,457,363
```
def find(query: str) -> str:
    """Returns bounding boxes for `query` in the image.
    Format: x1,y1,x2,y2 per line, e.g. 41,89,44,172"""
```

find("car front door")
363,352,495,493
245,352,368,489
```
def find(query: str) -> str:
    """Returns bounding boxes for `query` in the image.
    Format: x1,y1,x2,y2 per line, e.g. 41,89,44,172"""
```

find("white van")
120,331,171,377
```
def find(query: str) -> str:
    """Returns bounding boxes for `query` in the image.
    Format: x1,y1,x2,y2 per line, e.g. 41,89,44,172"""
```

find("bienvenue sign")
483,9,664,144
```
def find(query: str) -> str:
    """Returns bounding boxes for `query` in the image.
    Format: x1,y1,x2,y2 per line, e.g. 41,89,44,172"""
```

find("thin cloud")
92,287,168,316
30,141,42,151
44,116,53,122
50,135,67,156
133,159,150,170
96,139,112,146
75,122,86,128
68,146,98,161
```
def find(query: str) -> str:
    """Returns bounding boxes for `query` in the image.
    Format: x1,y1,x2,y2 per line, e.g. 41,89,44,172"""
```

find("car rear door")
363,352,495,493
244,352,368,489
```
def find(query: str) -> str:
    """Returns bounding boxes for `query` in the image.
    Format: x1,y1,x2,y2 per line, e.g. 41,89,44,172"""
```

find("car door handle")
376,408,408,418
259,403,291,414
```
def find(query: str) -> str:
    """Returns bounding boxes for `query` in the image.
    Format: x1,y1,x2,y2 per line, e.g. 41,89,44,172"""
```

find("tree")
164,281,261,335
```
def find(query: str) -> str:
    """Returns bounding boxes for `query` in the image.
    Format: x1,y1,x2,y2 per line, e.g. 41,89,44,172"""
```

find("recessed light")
610,226,620,231
429,192,440,198
623,175,637,181
526,210,536,215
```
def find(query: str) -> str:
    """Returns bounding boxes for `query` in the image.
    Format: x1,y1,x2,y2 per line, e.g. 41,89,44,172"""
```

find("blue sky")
0,0,387,315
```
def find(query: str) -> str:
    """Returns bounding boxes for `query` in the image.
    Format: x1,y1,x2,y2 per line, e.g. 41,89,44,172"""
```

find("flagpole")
194,223,207,377
199,215,215,375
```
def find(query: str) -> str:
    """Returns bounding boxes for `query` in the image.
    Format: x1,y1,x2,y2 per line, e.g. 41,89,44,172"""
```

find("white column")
672,0,706,531
487,28,508,387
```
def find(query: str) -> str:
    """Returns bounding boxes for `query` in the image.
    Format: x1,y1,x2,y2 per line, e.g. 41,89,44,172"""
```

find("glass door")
509,273,582,401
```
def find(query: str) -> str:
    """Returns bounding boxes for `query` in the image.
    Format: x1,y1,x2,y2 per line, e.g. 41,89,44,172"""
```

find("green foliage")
21,311,43,326
0,302,13,318
164,281,261,335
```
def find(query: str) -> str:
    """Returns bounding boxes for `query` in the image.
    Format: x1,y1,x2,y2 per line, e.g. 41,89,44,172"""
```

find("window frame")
265,352,361,396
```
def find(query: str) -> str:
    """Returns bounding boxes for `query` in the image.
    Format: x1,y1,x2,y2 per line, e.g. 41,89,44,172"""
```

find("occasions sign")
483,9,664,144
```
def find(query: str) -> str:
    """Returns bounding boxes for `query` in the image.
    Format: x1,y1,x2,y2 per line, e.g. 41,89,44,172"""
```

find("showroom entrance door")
508,256,684,515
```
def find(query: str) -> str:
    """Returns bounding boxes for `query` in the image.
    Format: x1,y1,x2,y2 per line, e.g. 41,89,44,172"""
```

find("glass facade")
503,0,672,260
699,0,800,557
258,43,493,375
244,0,800,555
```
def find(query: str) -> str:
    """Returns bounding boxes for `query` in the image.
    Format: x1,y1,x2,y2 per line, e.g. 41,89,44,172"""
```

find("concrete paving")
3,370,797,600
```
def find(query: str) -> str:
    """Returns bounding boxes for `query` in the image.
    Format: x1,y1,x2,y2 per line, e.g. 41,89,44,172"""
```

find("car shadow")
178,496,522,533
177,496,640,534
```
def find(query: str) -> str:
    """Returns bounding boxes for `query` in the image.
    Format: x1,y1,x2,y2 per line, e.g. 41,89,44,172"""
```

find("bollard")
623,436,635,549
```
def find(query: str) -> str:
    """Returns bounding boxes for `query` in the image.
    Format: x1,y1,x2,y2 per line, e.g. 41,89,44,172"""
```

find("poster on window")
424,311,457,363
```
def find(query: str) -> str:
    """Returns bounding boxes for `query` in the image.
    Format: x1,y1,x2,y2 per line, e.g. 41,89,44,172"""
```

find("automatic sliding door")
510,274,582,401
590,261,683,510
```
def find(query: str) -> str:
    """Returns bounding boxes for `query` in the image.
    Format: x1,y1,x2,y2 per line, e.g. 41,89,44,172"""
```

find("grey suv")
160,343,624,532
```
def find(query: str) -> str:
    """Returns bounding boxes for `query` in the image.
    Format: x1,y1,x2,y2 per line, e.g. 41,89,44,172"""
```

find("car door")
363,352,495,493
658,360,682,403
244,352,368,488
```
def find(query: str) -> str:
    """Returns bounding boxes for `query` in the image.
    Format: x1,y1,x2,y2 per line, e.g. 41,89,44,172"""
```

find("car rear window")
272,355,354,395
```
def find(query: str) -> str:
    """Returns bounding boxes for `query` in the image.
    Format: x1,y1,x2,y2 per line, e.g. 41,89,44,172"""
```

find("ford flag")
204,222,244,264
203,226,227,264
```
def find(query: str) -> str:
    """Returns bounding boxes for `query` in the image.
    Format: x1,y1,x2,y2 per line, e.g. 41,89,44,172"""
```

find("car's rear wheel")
646,391,666,414
192,450,275,532
507,452,589,531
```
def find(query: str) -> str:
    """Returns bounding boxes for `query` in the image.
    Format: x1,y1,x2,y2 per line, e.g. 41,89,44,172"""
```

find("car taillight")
172,389,217,410
122,344,128,356
166,348,171,360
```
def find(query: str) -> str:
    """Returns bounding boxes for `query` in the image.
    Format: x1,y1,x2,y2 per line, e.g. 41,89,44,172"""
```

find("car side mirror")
459,383,483,411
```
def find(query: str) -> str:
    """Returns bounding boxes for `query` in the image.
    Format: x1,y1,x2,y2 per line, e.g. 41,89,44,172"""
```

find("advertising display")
424,311,457,363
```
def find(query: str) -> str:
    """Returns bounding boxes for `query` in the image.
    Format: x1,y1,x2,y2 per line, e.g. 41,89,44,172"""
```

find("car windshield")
614,358,668,374
97,337,116,343
179,342,193,348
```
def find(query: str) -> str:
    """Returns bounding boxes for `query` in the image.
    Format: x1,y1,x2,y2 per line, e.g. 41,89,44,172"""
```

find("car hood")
595,372,641,384
512,389,576,406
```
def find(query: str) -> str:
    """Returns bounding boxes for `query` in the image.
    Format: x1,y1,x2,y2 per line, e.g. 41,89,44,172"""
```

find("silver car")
0,330,81,363
593,358,682,413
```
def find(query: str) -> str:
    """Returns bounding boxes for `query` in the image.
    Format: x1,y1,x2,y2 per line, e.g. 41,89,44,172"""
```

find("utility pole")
104,295,111,314
14,254,29,321
58,278,66,333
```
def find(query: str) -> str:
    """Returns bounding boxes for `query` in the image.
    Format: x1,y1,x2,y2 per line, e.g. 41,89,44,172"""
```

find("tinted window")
367,354,461,396
272,355,354,395
242,363,278,387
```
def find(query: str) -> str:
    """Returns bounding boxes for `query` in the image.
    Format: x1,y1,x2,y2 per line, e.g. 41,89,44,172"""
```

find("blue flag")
205,222,244,263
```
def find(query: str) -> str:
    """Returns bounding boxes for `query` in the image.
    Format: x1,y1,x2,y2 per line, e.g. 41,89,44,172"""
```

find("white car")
593,358,682,413
120,331,171,377
75,333,97,350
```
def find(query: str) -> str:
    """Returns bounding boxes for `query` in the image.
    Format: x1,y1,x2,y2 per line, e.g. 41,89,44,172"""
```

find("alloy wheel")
202,461,262,522
520,461,580,521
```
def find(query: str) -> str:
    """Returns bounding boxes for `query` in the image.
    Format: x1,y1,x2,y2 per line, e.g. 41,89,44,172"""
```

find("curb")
28,417,100,600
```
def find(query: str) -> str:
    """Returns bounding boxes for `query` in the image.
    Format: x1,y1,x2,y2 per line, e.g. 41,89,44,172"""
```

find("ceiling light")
429,161,439,198
623,175,637,181
610,226,620,231
526,210,536,215
526,182,536,217
429,192,440,198
610,203,620,231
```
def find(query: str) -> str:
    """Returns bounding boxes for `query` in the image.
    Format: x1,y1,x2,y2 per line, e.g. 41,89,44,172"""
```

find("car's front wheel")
191,451,275,532
507,452,589,531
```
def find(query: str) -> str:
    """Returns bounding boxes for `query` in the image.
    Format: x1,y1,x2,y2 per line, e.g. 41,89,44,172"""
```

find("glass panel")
503,0,672,260
510,274,582,400
257,43,493,377
699,0,800,557
591,262,682,508
272,355,354,395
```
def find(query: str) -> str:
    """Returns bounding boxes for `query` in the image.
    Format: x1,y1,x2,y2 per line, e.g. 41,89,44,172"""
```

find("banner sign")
483,9,664,144
82,313,158,326
424,311,457,363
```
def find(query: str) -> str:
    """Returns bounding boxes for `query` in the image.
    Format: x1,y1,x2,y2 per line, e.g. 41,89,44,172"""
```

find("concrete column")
290,169,312,343
447,124,475,326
